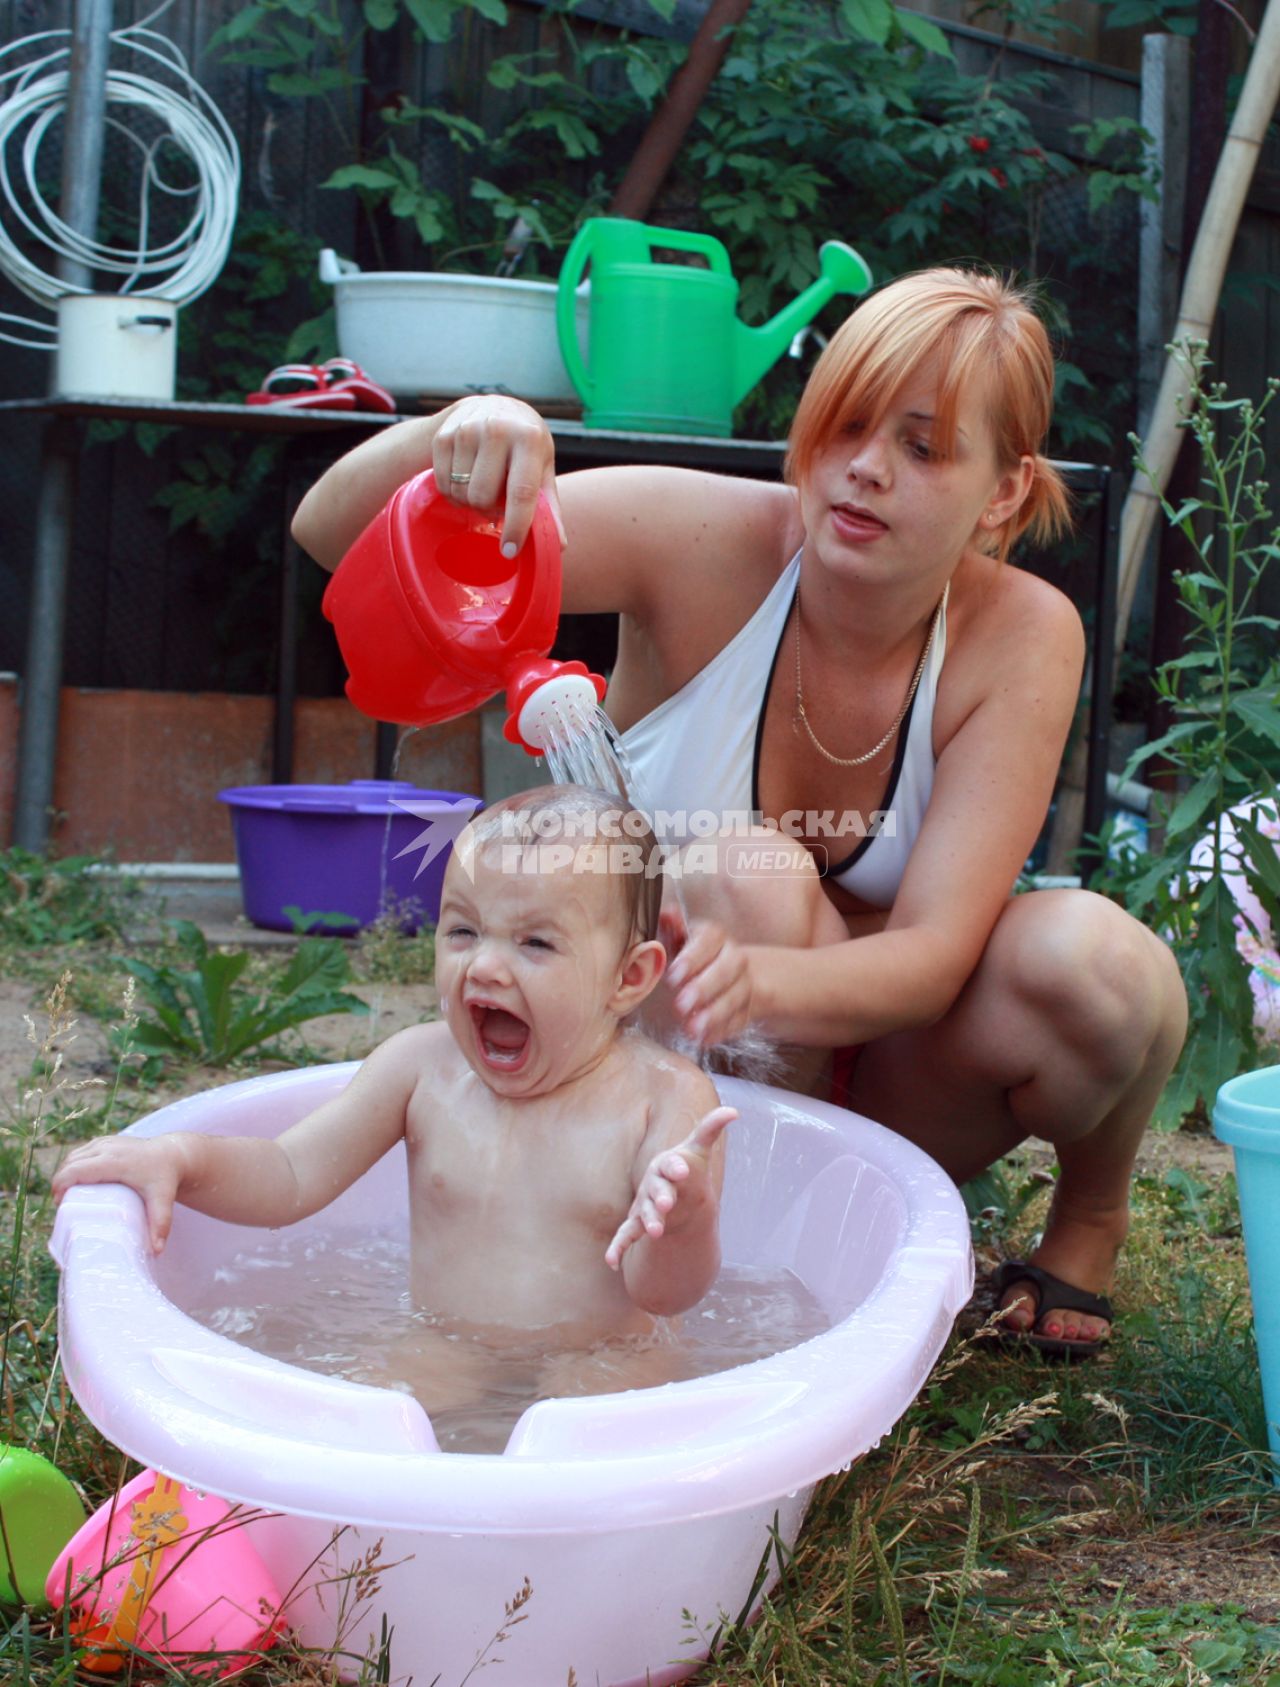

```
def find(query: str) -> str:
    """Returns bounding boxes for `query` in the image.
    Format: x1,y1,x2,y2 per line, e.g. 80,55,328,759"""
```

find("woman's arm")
292,393,795,633
292,398,559,568
671,577,1087,1048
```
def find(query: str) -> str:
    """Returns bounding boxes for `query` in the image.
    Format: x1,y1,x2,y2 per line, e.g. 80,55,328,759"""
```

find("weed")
458,1576,533,1684
355,899,437,986
119,920,368,1068
962,1158,1055,1250
0,851,137,949
1097,345,1280,1125
282,904,360,936
0,977,102,1423
1135,1164,1241,1241
1096,1266,1275,1512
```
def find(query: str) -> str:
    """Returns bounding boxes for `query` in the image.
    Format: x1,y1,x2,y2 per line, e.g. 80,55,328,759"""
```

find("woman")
294,267,1187,1358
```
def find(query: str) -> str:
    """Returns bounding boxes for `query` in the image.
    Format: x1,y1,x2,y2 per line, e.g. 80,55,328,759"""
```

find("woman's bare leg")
846,889,1188,1343
647,845,1185,1342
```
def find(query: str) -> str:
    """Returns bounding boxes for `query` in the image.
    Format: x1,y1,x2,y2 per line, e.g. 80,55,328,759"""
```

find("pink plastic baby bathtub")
50,1065,972,1687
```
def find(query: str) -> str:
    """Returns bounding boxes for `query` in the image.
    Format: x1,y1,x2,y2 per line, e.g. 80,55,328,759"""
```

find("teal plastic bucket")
1212,1064,1280,1479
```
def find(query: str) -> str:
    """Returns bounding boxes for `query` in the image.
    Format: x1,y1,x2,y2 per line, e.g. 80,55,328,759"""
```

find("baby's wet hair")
468,786,664,946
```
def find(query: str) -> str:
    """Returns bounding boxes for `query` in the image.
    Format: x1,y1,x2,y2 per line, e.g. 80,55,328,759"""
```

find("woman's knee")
993,890,1185,1074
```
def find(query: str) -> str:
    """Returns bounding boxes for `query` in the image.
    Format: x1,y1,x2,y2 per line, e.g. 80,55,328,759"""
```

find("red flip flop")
245,359,395,413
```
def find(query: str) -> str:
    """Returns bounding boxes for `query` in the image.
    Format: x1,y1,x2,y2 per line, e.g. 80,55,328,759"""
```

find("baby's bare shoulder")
365,1020,460,1086
622,1036,722,1122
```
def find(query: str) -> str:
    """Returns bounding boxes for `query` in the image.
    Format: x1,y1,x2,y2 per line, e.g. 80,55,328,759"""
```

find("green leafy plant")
208,0,679,274
282,904,360,935
1070,115,1160,214
0,850,136,948
356,897,437,984
119,920,368,1067
960,1156,1053,1249
1097,344,1280,1126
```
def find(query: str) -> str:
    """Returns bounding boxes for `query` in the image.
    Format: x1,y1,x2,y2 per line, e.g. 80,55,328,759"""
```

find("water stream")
539,700,691,929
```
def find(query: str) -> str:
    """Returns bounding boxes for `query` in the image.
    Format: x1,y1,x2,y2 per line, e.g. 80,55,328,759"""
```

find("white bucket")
54,295,178,401
319,250,586,405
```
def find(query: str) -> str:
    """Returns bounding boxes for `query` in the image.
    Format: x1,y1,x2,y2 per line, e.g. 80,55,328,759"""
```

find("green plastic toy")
555,216,873,436
0,1444,87,1607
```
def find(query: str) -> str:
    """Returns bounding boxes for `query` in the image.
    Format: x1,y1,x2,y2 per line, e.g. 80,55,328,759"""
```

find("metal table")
1,396,1116,872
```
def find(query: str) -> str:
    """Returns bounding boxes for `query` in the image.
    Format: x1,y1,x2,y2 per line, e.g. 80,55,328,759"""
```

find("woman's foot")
991,1259,1113,1356
993,1212,1122,1353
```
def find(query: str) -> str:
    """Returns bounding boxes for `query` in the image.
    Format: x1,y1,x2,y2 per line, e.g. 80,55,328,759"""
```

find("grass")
0,905,1278,1684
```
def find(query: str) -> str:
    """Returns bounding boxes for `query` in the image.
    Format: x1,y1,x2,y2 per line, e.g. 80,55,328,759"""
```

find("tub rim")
52,1065,972,1536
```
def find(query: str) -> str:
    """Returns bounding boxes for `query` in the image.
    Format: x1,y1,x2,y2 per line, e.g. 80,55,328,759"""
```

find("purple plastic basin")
218,781,479,935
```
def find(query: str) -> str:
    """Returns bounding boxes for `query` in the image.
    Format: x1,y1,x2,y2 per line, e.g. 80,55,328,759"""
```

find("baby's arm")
605,1073,735,1317
52,1026,442,1253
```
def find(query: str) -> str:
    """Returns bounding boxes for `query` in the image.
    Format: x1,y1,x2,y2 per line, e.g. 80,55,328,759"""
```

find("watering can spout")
732,241,873,406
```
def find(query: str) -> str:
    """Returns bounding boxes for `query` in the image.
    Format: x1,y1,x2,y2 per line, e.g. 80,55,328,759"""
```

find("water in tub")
179,1231,829,1452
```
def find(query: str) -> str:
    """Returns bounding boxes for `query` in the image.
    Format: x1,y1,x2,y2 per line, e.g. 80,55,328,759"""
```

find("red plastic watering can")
322,470,605,754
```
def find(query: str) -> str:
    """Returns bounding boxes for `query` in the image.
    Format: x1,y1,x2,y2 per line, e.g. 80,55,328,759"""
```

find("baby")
53,786,735,1414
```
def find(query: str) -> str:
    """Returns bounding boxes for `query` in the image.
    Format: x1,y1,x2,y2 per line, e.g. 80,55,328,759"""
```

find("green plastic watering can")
555,217,873,437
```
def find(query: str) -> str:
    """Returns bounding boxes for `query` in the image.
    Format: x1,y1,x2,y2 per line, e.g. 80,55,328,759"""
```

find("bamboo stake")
1114,0,1280,655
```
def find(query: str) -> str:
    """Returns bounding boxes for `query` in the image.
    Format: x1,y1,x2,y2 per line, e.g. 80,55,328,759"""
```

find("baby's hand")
52,1136,186,1255
605,1106,737,1271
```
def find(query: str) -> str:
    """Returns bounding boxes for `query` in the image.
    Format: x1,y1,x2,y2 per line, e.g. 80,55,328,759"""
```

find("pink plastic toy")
46,1468,282,1677
322,468,606,752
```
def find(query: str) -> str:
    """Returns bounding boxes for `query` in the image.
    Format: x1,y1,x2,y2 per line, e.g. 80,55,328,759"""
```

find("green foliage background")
195,0,1157,452
83,0,1164,690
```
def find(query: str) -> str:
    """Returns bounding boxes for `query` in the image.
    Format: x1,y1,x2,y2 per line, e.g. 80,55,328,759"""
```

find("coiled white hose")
0,11,240,348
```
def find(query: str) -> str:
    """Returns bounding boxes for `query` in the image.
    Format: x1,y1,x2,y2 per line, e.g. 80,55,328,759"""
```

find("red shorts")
829,1044,862,1109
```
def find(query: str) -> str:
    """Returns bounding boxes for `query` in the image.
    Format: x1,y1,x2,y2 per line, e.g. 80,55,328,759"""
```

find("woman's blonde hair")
786,267,1071,562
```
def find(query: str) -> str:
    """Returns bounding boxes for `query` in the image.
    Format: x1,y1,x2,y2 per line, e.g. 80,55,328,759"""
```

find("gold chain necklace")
793,580,950,768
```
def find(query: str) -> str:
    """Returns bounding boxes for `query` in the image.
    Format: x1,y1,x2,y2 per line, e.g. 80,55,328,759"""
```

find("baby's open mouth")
470,1004,531,1068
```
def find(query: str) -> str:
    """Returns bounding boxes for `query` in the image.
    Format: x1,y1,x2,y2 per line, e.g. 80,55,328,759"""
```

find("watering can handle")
557,221,736,404
556,223,595,406
643,227,733,275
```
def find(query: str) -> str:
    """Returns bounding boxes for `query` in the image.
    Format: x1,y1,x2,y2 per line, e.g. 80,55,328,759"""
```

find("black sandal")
988,1259,1114,1360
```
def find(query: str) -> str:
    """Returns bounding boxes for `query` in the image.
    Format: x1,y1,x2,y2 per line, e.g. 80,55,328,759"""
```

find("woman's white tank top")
614,553,946,910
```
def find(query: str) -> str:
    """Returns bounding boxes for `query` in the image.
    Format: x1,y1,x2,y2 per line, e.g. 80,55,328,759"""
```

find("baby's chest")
407,1116,639,1240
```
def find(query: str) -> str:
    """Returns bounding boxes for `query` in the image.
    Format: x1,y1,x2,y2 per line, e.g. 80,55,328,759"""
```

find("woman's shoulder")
937,553,1086,736
559,466,799,618
952,552,1085,659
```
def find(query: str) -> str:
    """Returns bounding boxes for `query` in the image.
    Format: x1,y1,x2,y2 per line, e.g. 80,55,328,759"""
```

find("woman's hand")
430,396,565,557
666,919,754,1047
